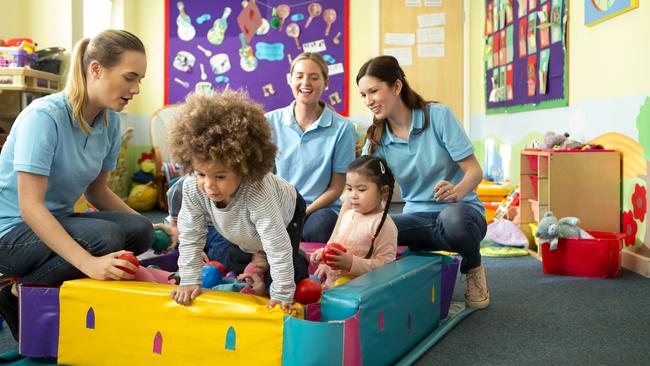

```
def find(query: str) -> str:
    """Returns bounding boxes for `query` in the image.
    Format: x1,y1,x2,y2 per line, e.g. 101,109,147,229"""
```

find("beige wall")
469,1,650,115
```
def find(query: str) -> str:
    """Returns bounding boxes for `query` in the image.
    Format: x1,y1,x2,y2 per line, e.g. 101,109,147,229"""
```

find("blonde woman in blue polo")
266,52,357,244
356,56,489,310
0,30,155,340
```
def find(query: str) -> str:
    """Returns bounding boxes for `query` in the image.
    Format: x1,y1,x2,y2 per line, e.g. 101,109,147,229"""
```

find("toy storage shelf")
0,67,62,132
519,149,621,257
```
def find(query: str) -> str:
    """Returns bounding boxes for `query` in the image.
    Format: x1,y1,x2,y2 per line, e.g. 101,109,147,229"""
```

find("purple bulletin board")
165,0,350,115
484,0,568,114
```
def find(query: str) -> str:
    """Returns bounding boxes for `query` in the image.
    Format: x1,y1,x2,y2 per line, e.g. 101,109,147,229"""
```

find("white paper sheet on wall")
418,44,444,58
418,12,446,27
417,27,444,43
383,47,413,66
385,33,416,46
405,0,422,6
425,0,442,6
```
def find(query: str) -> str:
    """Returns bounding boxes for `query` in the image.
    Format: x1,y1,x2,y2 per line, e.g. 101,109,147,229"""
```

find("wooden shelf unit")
0,67,62,132
520,149,621,253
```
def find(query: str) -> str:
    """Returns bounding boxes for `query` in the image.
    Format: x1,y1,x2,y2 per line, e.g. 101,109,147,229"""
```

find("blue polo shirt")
0,92,121,239
364,103,484,215
266,102,357,210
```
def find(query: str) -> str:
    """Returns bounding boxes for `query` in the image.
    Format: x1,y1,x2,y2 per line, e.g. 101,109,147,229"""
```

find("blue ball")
202,265,223,288
309,274,321,284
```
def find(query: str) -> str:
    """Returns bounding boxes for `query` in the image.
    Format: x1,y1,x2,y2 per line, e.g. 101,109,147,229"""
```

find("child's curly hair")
168,90,277,181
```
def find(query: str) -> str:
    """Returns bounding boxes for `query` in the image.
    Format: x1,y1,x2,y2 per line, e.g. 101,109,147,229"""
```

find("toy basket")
0,47,36,68
541,231,624,278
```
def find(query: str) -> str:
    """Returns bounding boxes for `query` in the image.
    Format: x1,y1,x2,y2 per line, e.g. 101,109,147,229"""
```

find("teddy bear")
534,211,593,251
543,131,583,150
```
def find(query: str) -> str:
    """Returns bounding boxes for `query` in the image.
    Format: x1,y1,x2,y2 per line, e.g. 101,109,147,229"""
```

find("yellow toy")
126,182,157,211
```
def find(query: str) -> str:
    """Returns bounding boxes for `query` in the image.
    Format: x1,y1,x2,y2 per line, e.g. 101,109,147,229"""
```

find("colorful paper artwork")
585,0,638,27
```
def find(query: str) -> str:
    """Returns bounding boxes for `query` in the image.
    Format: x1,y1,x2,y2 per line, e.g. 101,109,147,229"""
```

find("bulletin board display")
165,0,349,115
484,0,568,114
379,0,465,122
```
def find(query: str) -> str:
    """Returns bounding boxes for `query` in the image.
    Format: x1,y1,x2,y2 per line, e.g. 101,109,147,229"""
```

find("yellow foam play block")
58,279,300,366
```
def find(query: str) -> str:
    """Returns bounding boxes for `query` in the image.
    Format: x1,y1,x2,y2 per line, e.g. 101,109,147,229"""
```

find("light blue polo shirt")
266,102,358,210
0,92,121,239
364,103,484,215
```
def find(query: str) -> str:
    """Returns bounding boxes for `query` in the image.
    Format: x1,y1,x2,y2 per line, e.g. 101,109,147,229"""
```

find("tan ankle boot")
465,265,490,309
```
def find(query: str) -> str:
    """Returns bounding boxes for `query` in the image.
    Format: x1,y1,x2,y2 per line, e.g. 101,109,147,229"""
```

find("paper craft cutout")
527,54,537,97
208,7,231,45
174,78,189,88
286,23,302,49
329,92,342,105
538,48,549,94
197,44,212,57
486,1,494,34
506,63,513,100
550,0,562,44
176,1,196,41
306,3,322,28
538,3,550,49
333,32,342,44
238,33,258,72
517,0,527,18
237,1,263,44
323,9,337,36
527,12,537,54
518,18,527,58
173,50,195,72
276,4,291,31
210,53,231,74
263,83,276,97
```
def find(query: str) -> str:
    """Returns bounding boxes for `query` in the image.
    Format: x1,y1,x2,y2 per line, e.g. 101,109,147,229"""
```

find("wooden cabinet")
0,67,62,132
520,149,621,252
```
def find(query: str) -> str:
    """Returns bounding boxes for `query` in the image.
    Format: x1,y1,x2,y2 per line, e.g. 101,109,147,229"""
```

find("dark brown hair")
356,55,432,154
347,155,395,259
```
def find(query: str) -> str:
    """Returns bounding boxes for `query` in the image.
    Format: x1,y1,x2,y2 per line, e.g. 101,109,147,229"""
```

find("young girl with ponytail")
0,30,153,340
311,155,398,288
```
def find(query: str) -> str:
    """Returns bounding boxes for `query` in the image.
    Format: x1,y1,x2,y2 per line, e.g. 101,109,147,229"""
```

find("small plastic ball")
323,243,347,266
334,276,352,287
201,265,223,288
294,278,322,305
117,252,140,275
309,274,321,284
207,260,226,276
152,229,172,252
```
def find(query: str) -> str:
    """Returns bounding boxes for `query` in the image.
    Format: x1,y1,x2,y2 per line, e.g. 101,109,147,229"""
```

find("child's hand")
153,223,179,252
323,246,353,272
313,263,328,281
171,284,201,305
201,252,209,264
237,273,268,296
268,298,300,316
310,249,323,265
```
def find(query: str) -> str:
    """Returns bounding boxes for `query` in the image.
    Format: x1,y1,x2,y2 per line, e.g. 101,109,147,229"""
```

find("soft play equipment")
17,253,473,365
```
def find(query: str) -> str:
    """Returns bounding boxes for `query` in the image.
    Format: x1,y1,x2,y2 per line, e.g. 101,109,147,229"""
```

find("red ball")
207,260,226,276
323,242,347,266
294,278,322,305
117,252,140,275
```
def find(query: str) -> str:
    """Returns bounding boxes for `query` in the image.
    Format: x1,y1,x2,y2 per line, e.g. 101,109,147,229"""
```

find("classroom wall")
468,2,650,252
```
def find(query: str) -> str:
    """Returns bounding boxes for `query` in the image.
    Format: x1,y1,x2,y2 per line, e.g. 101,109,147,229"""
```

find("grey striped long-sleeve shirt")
177,173,298,302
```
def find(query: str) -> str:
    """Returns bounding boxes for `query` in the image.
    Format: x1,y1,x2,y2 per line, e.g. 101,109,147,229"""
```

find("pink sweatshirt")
315,209,398,288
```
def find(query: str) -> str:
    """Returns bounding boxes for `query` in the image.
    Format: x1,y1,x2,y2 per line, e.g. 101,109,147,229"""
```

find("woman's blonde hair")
289,52,329,82
168,90,277,182
66,29,145,134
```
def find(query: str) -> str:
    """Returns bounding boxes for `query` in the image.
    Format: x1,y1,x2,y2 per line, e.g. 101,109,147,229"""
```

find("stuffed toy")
535,211,593,250
126,182,157,211
543,131,583,150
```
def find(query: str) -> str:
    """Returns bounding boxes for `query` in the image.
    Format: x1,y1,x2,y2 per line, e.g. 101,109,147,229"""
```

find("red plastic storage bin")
541,231,624,278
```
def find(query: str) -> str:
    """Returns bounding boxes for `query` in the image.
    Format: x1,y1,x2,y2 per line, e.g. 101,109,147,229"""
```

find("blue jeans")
391,203,487,273
0,211,154,285
302,207,338,243
205,225,231,266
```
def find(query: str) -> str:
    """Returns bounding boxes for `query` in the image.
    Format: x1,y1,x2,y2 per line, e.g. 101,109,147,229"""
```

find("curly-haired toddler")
168,91,309,312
